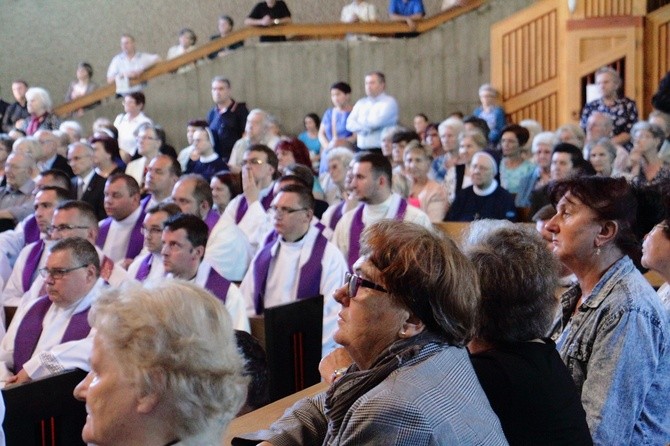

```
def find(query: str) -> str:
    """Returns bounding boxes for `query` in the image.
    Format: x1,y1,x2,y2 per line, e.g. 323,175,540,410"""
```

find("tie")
77,179,85,199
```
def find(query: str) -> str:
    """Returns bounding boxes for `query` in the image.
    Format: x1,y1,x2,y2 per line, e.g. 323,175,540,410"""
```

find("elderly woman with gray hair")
319,146,354,205
234,220,507,445
628,120,670,186
22,87,60,136
464,220,592,445
74,280,247,446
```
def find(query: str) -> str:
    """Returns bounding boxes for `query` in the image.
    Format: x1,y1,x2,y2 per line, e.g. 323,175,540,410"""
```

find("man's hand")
5,368,31,386
242,166,260,204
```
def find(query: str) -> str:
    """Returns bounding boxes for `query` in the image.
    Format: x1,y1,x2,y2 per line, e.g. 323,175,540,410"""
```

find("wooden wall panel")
644,5,670,115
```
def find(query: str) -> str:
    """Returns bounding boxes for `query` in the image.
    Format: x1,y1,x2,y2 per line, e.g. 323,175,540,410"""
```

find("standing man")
68,142,107,220
106,34,160,95
1,80,29,133
346,71,398,150
161,213,249,332
207,77,248,161
240,184,347,354
332,151,431,269
126,202,180,282
388,0,425,32
245,0,292,43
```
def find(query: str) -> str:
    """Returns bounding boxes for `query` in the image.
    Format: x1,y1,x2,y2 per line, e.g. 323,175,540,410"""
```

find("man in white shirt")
161,214,249,332
18,201,131,307
333,151,432,269
97,173,144,265
240,184,348,354
222,145,278,249
346,71,399,150
127,202,180,282
1,237,104,385
106,34,160,95
144,154,180,210
341,0,377,23
1,186,71,311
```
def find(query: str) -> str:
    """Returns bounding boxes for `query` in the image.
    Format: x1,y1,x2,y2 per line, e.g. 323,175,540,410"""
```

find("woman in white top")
112,91,152,163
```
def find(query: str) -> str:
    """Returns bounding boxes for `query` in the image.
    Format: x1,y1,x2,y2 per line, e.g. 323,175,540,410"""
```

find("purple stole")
135,253,154,281
204,267,231,303
347,199,408,269
252,231,328,315
328,202,346,231
140,195,151,211
13,296,91,373
21,240,45,293
96,210,145,260
234,189,274,224
204,209,220,233
24,216,41,244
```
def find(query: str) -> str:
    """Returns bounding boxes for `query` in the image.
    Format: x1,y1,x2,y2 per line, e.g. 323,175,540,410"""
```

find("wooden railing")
53,0,485,117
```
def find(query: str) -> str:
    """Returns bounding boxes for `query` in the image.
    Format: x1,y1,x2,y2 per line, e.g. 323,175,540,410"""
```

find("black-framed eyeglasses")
345,272,388,297
269,206,308,217
46,224,89,233
38,265,87,280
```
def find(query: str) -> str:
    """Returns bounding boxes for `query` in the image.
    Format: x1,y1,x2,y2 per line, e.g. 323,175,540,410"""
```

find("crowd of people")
0,2,668,444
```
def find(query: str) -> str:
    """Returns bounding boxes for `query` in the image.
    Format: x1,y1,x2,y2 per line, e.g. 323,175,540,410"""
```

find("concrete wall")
2,0,533,148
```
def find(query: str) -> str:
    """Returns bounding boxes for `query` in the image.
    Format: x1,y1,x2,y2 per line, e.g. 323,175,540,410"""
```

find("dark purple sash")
204,209,220,233
234,189,275,224
24,216,40,244
328,201,346,231
135,253,153,281
140,195,151,211
21,240,45,293
347,198,408,269
95,211,145,260
252,231,328,315
204,267,231,303
13,296,92,373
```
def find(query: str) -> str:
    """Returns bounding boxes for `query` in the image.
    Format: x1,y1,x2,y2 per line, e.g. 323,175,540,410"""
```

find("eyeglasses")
39,265,87,279
268,206,308,217
243,158,266,166
47,224,89,233
344,272,387,298
140,226,163,236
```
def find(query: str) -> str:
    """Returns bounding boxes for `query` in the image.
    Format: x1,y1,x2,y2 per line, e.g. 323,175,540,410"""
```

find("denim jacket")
555,256,670,445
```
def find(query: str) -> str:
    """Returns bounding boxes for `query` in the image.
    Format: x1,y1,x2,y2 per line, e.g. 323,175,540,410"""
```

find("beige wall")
2,0,533,148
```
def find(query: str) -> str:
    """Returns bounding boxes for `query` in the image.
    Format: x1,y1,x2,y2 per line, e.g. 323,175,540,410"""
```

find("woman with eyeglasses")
234,220,508,445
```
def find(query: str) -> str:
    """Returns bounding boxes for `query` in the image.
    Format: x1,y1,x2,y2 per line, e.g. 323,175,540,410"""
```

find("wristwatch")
274,18,280,25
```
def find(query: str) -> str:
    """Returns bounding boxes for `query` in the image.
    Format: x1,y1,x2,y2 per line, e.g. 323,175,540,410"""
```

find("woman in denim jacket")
546,176,670,445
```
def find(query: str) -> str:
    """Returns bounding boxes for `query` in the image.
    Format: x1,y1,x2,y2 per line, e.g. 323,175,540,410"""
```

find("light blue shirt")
555,256,670,445
346,92,398,149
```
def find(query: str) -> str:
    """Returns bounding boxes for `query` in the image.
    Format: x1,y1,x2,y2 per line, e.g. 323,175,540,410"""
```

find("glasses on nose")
140,226,163,236
344,272,388,298
243,158,265,166
269,206,307,217
39,264,87,280
47,224,89,234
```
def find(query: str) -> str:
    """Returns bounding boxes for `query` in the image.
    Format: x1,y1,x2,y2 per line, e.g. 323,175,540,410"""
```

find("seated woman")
547,176,670,444
64,62,99,115
641,210,670,311
319,146,354,205
403,141,448,222
74,280,247,446
464,221,592,445
628,121,670,187
22,87,60,136
166,28,198,73
298,113,321,170
515,131,553,209
211,170,241,213
498,124,534,195
90,134,126,178
445,129,487,202
586,137,618,177
233,220,508,445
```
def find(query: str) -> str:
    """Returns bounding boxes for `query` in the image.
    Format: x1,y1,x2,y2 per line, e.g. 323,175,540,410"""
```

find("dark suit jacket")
50,154,75,178
74,173,107,221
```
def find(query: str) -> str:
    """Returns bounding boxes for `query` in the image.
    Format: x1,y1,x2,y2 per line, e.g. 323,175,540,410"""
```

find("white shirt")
100,205,143,262
113,112,152,157
177,145,195,171
0,279,106,383
332,193,433,260
1,239,53,308
222,184,274,250
239,226,348,355
106,51,160,94
0,214,44,269
346,92,399,149
204,217,253,282
127,252,165,282
165,260,249,333
125,156,149,187
341,1,377,22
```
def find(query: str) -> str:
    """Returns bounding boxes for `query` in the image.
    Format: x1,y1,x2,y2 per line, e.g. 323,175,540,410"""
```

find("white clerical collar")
473,179,498,196
199,152,219,163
